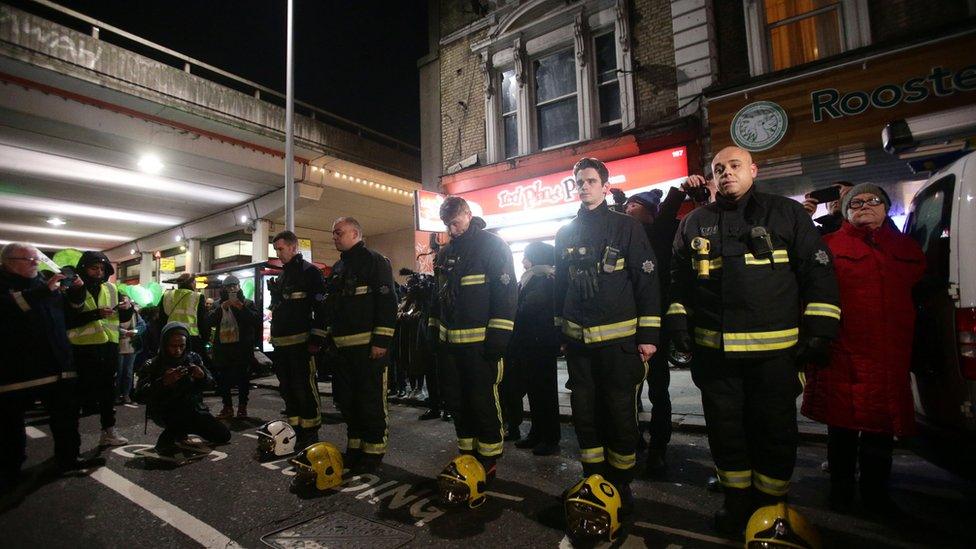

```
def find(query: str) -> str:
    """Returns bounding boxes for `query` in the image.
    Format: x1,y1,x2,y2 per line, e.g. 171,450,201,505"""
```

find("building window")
744,0,870,76
534,48,579,150
501,69,519,159
594,31,621,136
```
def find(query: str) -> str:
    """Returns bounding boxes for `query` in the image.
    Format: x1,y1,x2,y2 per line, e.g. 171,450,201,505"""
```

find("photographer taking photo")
1,243,103,492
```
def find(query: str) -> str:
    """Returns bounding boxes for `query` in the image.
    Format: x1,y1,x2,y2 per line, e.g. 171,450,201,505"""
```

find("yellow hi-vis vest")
67,282,119,345
162,289,202,336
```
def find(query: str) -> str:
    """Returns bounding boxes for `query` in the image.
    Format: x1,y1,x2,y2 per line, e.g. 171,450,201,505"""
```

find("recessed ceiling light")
240,215,248,223
46,217,66,226
175,234,183,242
0,222,133,241
137,154,164,174
0,194,183,226
129,248,136,254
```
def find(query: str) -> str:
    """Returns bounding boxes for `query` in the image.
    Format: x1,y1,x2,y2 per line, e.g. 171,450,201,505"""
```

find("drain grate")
261,511,414,549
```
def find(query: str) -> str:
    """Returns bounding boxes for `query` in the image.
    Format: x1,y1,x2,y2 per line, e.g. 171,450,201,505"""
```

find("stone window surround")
742,0,872,77
472,0,636,164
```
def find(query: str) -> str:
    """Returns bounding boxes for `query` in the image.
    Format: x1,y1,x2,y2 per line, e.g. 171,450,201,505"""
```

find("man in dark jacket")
508,242,561,456
430,199,517,482
326,217,397,472
269,230,329,446
144,322,230,455
1,243,104,491
66,251,127,447
555,157,661,512
208,276,260,419
669,146,840,536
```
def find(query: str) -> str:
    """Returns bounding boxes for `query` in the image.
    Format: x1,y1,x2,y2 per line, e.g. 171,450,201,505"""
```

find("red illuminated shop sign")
415,147,688,231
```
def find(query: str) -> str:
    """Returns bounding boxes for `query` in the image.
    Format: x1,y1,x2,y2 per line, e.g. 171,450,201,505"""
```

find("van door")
906,172,975,434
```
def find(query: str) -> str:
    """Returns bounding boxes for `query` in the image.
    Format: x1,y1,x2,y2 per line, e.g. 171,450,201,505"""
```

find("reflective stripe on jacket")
67,282,119,345
162,289,202,336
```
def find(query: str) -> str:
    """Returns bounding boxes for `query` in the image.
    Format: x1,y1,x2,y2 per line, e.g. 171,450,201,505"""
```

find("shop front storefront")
705,29,976,230
414,145,690,276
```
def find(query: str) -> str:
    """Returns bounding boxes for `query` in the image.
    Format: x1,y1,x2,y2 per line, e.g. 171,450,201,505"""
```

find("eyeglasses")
847,197,884,210
7,256,40,263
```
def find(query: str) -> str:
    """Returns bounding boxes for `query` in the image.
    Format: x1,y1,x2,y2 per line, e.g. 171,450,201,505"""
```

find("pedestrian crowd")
1,145,927,543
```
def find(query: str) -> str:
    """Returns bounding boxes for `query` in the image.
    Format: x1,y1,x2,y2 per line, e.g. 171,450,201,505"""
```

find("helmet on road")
564,474,621,542
437,455,487,508
290,442,343,491
745,503,821,549
256,420,296,458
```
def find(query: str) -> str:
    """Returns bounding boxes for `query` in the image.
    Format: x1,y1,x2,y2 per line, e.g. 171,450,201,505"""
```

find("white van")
886,107,976,455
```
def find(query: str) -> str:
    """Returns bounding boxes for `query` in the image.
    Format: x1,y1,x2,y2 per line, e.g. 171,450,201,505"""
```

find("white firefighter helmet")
256,420,297,457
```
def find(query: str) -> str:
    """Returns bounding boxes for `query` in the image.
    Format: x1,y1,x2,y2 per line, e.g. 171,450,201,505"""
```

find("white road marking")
90,467,243,548
633,521,738,547
25,426,46,439
241,433,258,439
558,534,646,548
124,404,139,409
485,490,524,502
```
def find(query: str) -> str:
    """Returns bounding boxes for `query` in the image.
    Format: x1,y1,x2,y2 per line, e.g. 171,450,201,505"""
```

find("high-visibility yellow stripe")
333,331,372,348
287,416,301,427
493,358,505,446
579,447,605,464
638,316,661,328
284,291,308,299
563,318,637,344
744,249,789,265
723,327,798,352
667,303,687,316
363,441,387,454
300,416,321,428
372,326,395,337
11,291,30,312
607,449,637,470
347,438,362,450
478,441,504,457
352,286,370,295
310,328,329,338
694,327,722,349
428,317,440,328
716,468,752,489
553,316,563,327
458,438,475,451
804,302,841,320
308,355,321,421
753,471,790,496
606,258,626,272
693,257,723,270
460,274,486,286
487,318,514,331
439,325,487,344
271,332,309,346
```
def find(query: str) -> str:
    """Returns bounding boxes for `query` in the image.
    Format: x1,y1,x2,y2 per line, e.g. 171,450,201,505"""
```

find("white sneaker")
99,427,128,446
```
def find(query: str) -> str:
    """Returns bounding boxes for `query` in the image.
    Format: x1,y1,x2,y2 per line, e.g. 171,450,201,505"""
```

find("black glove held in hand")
671,329,692,353
795,336,831,369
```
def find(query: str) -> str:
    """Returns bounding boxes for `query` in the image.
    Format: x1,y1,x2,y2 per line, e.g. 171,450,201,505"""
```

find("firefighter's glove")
670,329,692,353
795,336,831,369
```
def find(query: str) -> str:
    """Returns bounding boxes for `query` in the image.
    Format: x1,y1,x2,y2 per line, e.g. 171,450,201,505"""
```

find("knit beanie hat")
626,189,664,217
523,241,555,267
841,183,890,221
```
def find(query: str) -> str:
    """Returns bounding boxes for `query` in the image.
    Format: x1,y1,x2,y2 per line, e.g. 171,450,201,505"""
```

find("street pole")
284,0,295,232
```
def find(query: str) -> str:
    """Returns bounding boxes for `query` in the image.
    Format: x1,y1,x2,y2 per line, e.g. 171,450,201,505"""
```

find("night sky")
18,0,429,146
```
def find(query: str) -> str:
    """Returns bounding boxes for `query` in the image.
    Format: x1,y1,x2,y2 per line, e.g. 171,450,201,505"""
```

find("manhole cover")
261,511,414,549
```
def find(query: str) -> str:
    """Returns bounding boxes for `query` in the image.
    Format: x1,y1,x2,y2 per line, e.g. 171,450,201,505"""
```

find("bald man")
667,146,840,537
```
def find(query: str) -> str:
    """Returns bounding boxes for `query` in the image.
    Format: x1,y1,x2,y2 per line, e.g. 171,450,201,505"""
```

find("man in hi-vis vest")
66,251,127,447
160,272,209,365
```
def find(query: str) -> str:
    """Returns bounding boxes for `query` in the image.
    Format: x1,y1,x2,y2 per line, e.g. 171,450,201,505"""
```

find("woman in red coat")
801,183,925,515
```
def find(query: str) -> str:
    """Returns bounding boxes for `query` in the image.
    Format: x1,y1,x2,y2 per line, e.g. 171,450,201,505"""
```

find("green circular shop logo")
730,100,788,152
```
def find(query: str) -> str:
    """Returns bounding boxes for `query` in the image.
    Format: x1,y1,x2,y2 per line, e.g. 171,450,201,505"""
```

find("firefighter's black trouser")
75,342,118,429
691,350,800,499
1,380,81,482
273,344,321,432
439,346,504,462
643,333,672,449
333,346,389,456
566,339,646,484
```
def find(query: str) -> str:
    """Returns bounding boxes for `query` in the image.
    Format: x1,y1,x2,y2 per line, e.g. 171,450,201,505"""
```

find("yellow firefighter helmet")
564,474,621,542
745,503,822,549
289,442,343,491
437,455,487,508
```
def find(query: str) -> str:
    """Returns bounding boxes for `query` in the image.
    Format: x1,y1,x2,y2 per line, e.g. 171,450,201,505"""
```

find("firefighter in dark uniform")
326,217,397,473
668,146,840,536
429,197,517,483
269,230,329,447
554,157,661,511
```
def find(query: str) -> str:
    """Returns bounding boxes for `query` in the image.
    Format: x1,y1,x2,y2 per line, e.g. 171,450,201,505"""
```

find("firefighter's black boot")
714,487,752,539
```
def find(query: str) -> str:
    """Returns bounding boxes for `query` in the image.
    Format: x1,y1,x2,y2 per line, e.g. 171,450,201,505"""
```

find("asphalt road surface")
2,388,974,548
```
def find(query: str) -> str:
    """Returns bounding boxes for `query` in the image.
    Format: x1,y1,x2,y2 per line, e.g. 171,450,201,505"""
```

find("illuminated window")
501,69,519,159
744,0,870,76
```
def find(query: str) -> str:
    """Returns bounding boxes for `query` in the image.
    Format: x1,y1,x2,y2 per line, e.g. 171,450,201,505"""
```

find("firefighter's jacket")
554,201,661,348
668,189,840,357
326,241,397,350
269,253,328,348
429,219,517,353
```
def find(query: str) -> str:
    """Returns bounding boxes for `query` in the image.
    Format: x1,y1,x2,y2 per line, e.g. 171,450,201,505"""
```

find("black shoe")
515,437,540,449
714,488,752,539
504,427,522,442
441,410,453,422
645,447,666,475
706,475,724,492
419,409,441,421
58,456,106,473
829,483,855,513
618,482,634,518
352,453,383,475
532,442,560,456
